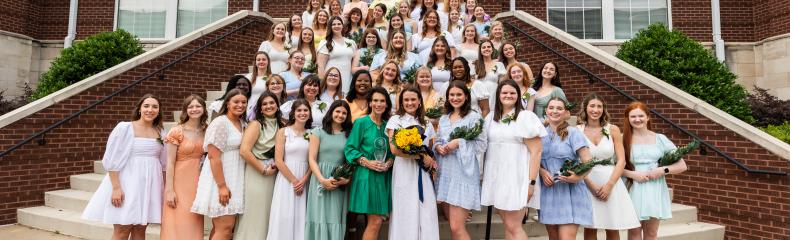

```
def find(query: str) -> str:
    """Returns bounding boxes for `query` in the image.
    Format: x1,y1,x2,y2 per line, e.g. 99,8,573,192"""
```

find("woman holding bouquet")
352,28,384,74
434,81,487,239
305,100,354,240
266,99,313,240
318,16,358,94
538,97,594,240
481,80,546,240
344,87,395,240
234,91,283,239
622,102,688,240
386,87,441,239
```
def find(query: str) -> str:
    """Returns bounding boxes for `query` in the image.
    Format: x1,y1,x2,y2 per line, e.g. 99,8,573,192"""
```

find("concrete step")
44,189,93,212
93,160,103,174
522,221,724,240
69,173,104,192
17,206,161,240
206,91,224,101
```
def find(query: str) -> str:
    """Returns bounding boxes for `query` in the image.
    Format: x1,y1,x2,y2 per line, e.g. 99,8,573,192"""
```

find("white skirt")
266,159,308,240
585,165,641,229
82,155,163,225
190,149,246,218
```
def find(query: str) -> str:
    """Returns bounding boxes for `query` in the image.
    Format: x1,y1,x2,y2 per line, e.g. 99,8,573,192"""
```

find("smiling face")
355,74,372,94
255,53,269,70
331,106,348,124
628,108,649,130
235,79,251,95
474,7,485,19
399,1,410,15
542,62,557,80
331,18,344,34
498,84,518,109
401,91,421,115
433,39,447,56
186,99,204,120
311,0,321,9
391,33,406,50
426,12,439,27
391,16,404,29
447,87,466,110
301,28,314,43
449,10,460,22
267,78,284,93
350,11,361,23
463,25,476,41
326,69,341,88
317,11,329,25
452,60,466,78
382,63,399,82
585,98,604,123
450,0,460,10
502,44,516,58
480,41,493,57
291,15,302,29
374,6,385,18
424,0,435,7
370,92,389,115
290,52,305,69
139,98,160,122
273,23,286,39
365,32,378,46
260,96,278,118
492,25,503,38
294,104,311,123
303,82,320,99
416,70,432,88
509,66,524,81
331,1,342,14
546,99,567,123
227,94,248,117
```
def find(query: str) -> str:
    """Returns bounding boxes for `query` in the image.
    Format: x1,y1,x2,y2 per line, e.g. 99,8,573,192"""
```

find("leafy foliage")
0,83,33,115
761,122,790,144
31,29,144,100
616,23,754,123
658,140,699,167
748,87,790,127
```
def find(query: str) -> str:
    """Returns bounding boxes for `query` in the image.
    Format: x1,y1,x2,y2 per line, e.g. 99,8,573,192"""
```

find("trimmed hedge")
31,29,144,100
616,23,754,123
761,122,790,144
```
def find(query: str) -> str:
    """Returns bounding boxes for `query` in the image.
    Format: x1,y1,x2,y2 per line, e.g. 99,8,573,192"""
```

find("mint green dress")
305,128,349,240
344,115,394,215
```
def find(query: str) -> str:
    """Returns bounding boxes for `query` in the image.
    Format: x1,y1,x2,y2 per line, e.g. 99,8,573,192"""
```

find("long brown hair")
321,67,345,100
178,94,208,131
492,80,524,122
396,86,427,126
132,94,164,130
622,101,651,175
578,93,610,127
542,97,570,140
298,27,317,66
251,51,271,86
474,40,494,78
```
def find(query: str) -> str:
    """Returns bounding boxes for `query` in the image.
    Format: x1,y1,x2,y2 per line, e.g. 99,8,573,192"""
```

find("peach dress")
161,125,205,240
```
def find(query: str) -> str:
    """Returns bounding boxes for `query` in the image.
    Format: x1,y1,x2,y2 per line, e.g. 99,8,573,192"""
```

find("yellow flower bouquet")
392,125,437,177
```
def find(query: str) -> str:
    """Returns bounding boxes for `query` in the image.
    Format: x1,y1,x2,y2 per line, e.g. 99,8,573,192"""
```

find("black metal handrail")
0,17,270,158
501,20,786,176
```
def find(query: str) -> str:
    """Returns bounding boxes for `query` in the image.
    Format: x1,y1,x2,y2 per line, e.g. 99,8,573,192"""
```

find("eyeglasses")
328,73,340,78
293,57,305,60
269,82,284,85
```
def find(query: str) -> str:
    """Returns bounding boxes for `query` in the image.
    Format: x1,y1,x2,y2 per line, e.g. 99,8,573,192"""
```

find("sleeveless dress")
305,128,349,240
190,116,246,217
434,111,486,210
266,127,310,240
387,114,440,240
245,73,268,121
630,134,677,220
538,127,593,225
82,122,166,225
481,110,546,210
258,41,290,74
318,38,357,94
233,118,278,240
413,31,456,64
430,65,451,93
161,126,204,240
577,124,641,230
533,87,567,120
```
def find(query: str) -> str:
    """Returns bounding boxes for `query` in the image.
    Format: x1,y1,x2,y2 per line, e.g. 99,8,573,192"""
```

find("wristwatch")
663,167,670,174
530,179,537,185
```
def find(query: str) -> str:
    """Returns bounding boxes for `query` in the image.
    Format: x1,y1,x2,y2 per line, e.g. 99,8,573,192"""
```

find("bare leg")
640,219,660,240
558,224,579,240
498,208,528,240
584,228,598,240
545,224,560,240
210,215,237,240
605,229,621,240
129,225,147,240
448,205,471,240
111,224,133,240
362,214,384,240
627,224,643,240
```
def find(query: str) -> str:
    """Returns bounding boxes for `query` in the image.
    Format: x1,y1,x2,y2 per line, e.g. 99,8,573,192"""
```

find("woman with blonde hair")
258,22,291,74
302,0,323,28
456,24,480,64
313,10,331,47
370,30,420,80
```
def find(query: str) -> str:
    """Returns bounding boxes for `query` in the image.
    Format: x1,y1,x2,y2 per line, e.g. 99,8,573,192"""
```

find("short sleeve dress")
629,134,677,220
434,112,487,210
258,41,290,74
539,126,593,225
481,110,547,211
82,122,167,225
318,38,357,94
533,87,567,120
160,125,204,240
190,116,246,217
344,115,394,215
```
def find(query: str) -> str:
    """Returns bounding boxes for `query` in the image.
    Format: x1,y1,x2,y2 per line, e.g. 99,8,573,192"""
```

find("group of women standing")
80,0,689,240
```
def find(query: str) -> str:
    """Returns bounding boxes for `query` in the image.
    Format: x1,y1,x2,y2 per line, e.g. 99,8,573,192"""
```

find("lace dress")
190,116,246,217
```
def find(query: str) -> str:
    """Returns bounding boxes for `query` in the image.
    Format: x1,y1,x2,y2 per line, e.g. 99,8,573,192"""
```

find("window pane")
614,8,631,39
177,0,228,37
631,0,649,8
567,0,584,7
585,0,602,7
614,0,630,8
631,8,650,35
649,0,667,8
548,0,565,7
650,8,668,25
548,9,566,30
566,8,585,38
117,0,166,38
584,8,602,39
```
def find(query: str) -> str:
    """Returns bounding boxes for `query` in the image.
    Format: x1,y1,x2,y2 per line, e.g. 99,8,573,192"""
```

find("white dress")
266,127,310,240
191,116,246,217
386,114,440,240
577,124,641,230
258,41,290,74
280,99,328,129
457,45,478,66
245,73,269,121
481,110,547,210
302,11,316,29
413,31,456,65
431,65,451,94
318,38,357,94
82,122,167,225
474,61,505,109
440,80,489,115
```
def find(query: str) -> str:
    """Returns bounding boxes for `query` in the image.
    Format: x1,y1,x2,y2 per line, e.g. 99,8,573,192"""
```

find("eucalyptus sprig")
425,98,445,119
301,61,317,74
402,65,420,84
557,157,612,177
658,139,700,167
500,113,515,124
360,47,379,66
449,118,485,140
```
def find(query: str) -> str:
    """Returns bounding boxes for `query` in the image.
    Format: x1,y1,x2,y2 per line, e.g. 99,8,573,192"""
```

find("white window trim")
113,0,229,40
546,0,673,41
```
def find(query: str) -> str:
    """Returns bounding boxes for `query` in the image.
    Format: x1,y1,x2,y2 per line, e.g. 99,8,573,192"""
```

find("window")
115,0,228,39
548,0,603,39
614,0,668,39
546,0,670,40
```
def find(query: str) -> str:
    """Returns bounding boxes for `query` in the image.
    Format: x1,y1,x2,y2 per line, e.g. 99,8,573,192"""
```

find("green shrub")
761,122,790,144
31,29,144,100
616,23,755,123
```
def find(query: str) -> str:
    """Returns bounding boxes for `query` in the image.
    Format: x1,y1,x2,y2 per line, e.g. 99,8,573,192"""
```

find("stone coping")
0,10,273,129
496,11,790,161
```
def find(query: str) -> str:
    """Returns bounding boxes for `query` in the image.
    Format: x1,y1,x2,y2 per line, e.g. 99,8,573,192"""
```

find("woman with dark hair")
533,62,567,120
538,97,593,240
344,7,366,41
246,52,272,121
267,99,313,240
471,6,491,39
346,70,373,122
343,0,368,24
287,14,304,47
83,94,167,240
161,94,207,240
412,0,448,31
266,74,287,103
191,89,248,239
474,40,506,109
259,22,291,74
320,67,345,102
387,86,440,239
305,100,354,240
234,91,283,239
211,75,251,120
414,10,456,62
426,36,452,92
318,16,358,94
297,28,318,68
577,93,640,240
481,80,546,239
366,3,389,36
344,87,395,240
352,28,384,73
281,51,309,101
434,80,486,239
280,75,328,129
621,102,688,240
387,14,414,51
442,57,489,117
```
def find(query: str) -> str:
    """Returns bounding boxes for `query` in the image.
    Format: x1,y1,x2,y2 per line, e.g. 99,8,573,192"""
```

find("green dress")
305,128,349,240
533,87,567,119
344,115,394,215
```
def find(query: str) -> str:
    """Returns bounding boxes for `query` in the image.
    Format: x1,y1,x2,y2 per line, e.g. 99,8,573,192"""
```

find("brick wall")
0,0,39,37
754,0,790,40
0,14,272,225
500,16,789,240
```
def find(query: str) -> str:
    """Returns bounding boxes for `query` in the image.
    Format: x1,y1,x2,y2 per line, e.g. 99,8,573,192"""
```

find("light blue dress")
434,112,487,210
370,51,421,80
539,126,593,225
629,134,676,220
279,71,308,101
473,21,491,38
